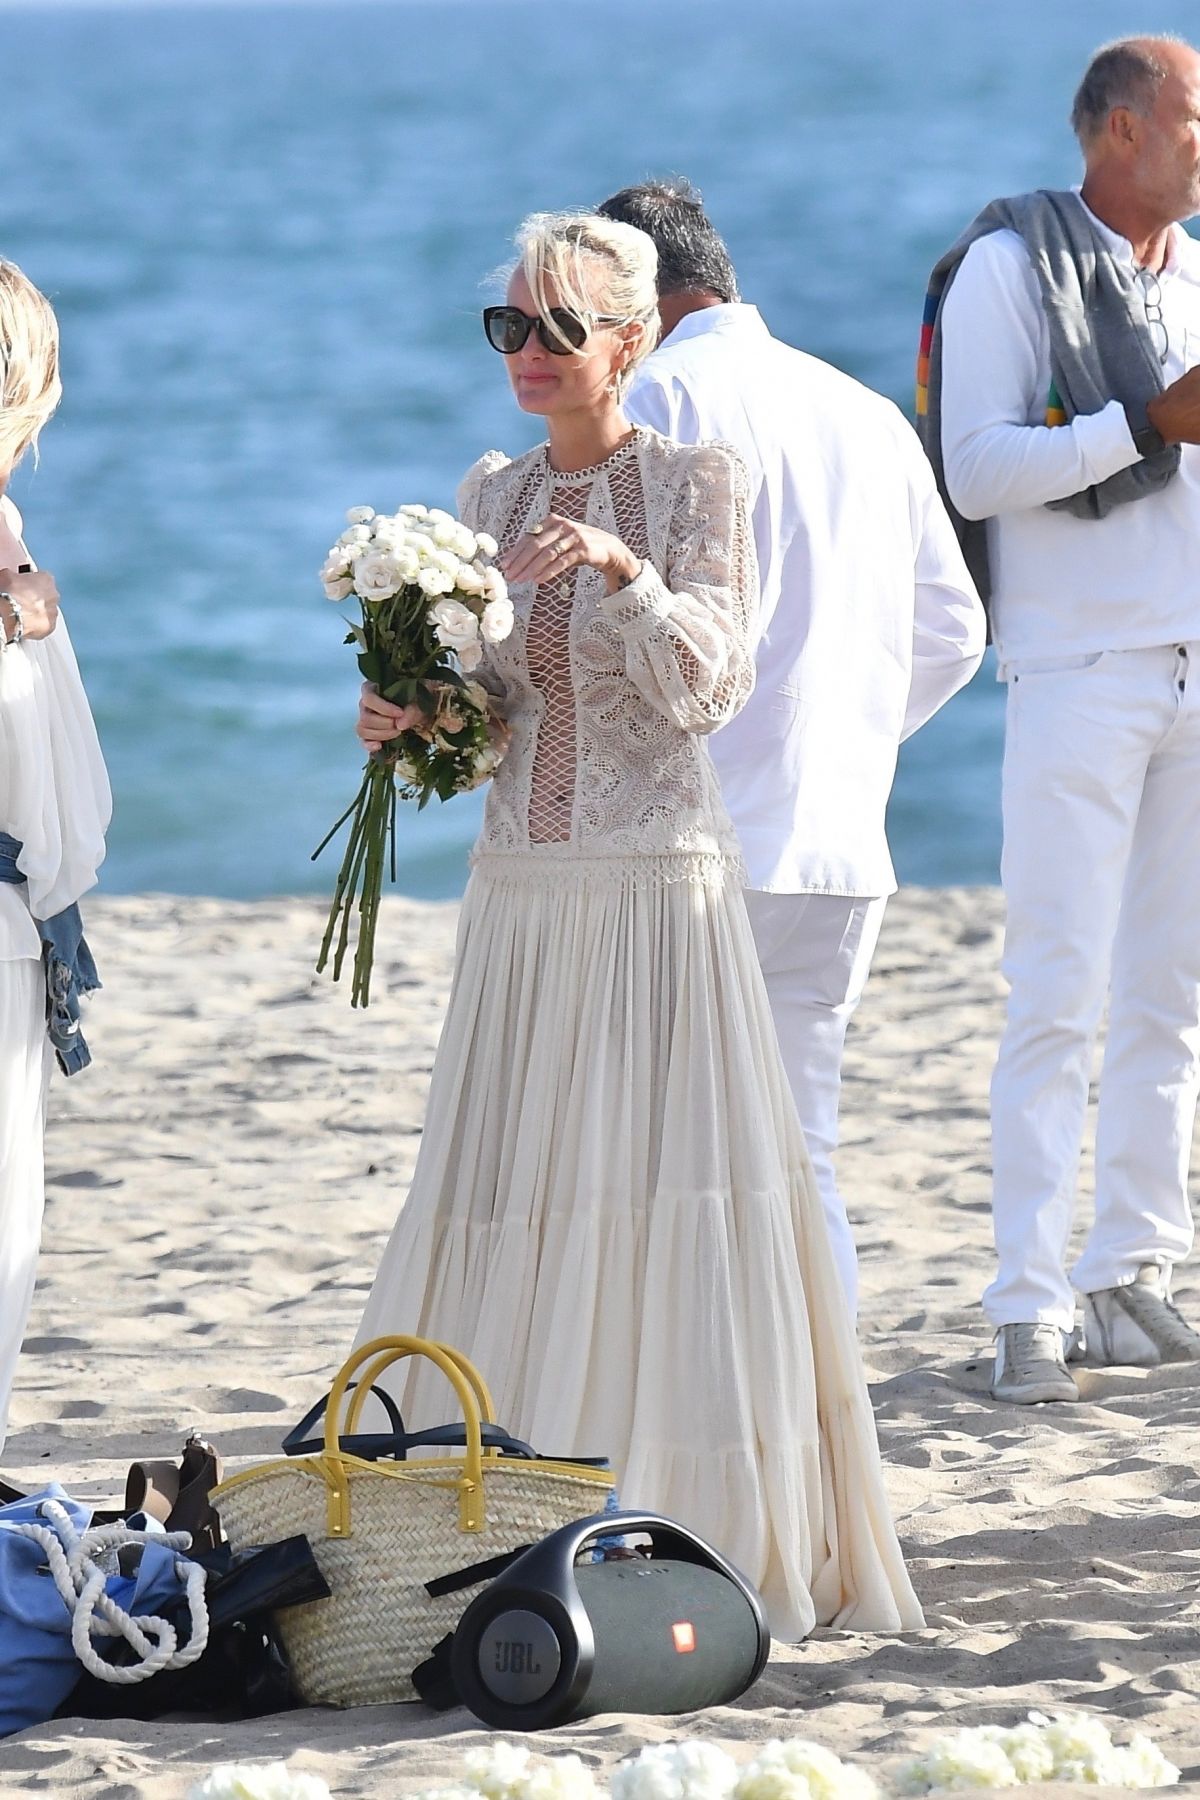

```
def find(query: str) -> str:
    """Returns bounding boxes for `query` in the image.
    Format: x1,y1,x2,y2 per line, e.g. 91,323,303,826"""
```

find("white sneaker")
991,1322,1080,1404
1084,1263,1200,1367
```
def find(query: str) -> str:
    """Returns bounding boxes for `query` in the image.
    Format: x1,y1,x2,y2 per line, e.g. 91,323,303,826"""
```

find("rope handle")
344,1341,496,1446
323,1337,487,1534
10,1499,209,1685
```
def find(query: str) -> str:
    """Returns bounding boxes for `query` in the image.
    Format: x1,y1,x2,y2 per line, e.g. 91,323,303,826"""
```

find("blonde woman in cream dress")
355,213,922,1641
0,262,110,1453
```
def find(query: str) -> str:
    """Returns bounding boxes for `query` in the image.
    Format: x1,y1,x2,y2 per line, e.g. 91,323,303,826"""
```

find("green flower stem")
315,775,373,975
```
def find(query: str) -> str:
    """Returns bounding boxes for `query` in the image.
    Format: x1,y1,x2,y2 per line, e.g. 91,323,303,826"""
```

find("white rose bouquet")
313,502,512,1006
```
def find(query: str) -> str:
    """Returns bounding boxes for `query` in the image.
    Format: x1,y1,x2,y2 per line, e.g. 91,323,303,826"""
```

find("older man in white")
599,181,986,1316
937,36,1200,1402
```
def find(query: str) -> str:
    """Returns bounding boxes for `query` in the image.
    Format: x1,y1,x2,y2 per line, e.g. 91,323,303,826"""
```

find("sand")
1,887,1197,1798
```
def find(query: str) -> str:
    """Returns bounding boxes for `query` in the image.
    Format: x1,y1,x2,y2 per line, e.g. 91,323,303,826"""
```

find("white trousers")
742,889,887,1318
0,958,50,1456
987,642,1200,1332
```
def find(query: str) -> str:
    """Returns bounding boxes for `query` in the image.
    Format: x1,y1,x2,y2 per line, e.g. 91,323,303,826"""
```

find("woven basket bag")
213,1336,613,1707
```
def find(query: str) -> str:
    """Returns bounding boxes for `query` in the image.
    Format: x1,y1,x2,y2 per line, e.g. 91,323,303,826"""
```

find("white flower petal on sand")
187,1762,333,1800
891,1711,1179,1794
458,1745,599,1800
736,1739,878,1800
611,1741,739,1800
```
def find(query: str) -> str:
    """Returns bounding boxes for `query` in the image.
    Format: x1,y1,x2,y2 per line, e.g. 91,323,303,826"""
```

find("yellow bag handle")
323,1336,486,1535
345,1341,496,1447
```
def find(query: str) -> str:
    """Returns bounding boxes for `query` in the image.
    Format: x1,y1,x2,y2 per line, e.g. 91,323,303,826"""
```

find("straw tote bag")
213,1336,613,1707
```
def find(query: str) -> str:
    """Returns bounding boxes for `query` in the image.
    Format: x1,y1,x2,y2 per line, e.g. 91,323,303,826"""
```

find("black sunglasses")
482,304,624,356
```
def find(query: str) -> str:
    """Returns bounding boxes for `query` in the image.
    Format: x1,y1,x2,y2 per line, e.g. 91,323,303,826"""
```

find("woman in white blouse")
0,261,110,1454
353,213,922,1640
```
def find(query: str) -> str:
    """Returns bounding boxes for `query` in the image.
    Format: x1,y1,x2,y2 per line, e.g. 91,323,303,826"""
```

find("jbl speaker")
449,1511,770,1729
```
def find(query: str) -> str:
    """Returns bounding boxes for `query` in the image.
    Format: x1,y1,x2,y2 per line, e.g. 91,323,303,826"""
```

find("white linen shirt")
0,496,110,963
625,305,985,896
939,199,1200,665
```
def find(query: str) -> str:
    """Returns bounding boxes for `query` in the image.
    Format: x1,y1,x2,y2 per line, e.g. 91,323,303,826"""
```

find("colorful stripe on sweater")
1045,379,1067,427
915,289,937,417
916,272,1069,430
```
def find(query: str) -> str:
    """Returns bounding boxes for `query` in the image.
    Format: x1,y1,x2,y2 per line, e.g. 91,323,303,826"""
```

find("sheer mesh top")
457,427,756,866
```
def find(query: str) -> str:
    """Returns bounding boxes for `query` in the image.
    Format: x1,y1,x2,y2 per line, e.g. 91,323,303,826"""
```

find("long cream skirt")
356,852,922,1640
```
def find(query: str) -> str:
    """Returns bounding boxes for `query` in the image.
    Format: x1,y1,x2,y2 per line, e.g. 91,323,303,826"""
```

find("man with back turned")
599,179,986,1321
925,36,1200,1401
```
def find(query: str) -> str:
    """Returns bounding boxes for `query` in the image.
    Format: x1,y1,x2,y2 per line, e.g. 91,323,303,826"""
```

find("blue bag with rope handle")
0,1484,208,1735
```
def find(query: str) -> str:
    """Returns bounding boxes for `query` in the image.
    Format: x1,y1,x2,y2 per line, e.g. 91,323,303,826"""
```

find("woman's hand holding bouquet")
314,503,512,1007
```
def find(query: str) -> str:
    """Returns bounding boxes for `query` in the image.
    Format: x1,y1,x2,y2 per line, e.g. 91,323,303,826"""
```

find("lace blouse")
458,426,757,867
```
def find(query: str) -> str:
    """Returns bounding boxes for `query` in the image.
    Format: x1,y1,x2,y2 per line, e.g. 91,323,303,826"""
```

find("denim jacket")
0,832,100,1076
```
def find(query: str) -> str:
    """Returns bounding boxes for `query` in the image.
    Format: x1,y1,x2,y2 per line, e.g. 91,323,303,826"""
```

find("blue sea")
1,0,1194,899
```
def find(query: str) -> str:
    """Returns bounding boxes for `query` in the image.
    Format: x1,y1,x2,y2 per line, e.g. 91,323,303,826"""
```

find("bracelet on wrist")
0,592,24,650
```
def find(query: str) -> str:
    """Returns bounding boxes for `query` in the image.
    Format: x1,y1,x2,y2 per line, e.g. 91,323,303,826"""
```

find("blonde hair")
0,260,61,473
512,211,659,372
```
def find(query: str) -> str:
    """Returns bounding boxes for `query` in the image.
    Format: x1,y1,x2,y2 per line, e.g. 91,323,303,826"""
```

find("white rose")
354,551,405,602
398,503,429,519
370,517,400,546
458,637,483,672
451,523,478,560
454,563,486,597
345,506,375,526
483,565,509,604
425,508,454,527
322,574,355,602
338,523,372,549
430,597,480,649
418,566,455,597
392,548,421,583
475,531,499,558
480,595,515,643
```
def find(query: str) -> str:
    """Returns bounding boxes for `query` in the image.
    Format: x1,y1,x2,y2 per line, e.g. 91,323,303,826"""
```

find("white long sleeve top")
0,496,111,962
458,428,756,870
938,199,1200,665
625,305,985,896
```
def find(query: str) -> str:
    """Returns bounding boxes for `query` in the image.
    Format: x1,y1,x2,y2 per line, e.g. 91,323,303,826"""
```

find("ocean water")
1,0,1194,899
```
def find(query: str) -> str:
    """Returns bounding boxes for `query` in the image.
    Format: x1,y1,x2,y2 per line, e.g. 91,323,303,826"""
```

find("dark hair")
1070,37,1178,145
596,179,740,302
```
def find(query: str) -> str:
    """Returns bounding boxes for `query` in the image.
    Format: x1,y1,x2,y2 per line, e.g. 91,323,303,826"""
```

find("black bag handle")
282,1380,408,1460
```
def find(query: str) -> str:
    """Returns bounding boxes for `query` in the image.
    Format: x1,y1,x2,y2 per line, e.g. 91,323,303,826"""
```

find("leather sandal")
165,1431,224,1551
123,1459,182,1526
